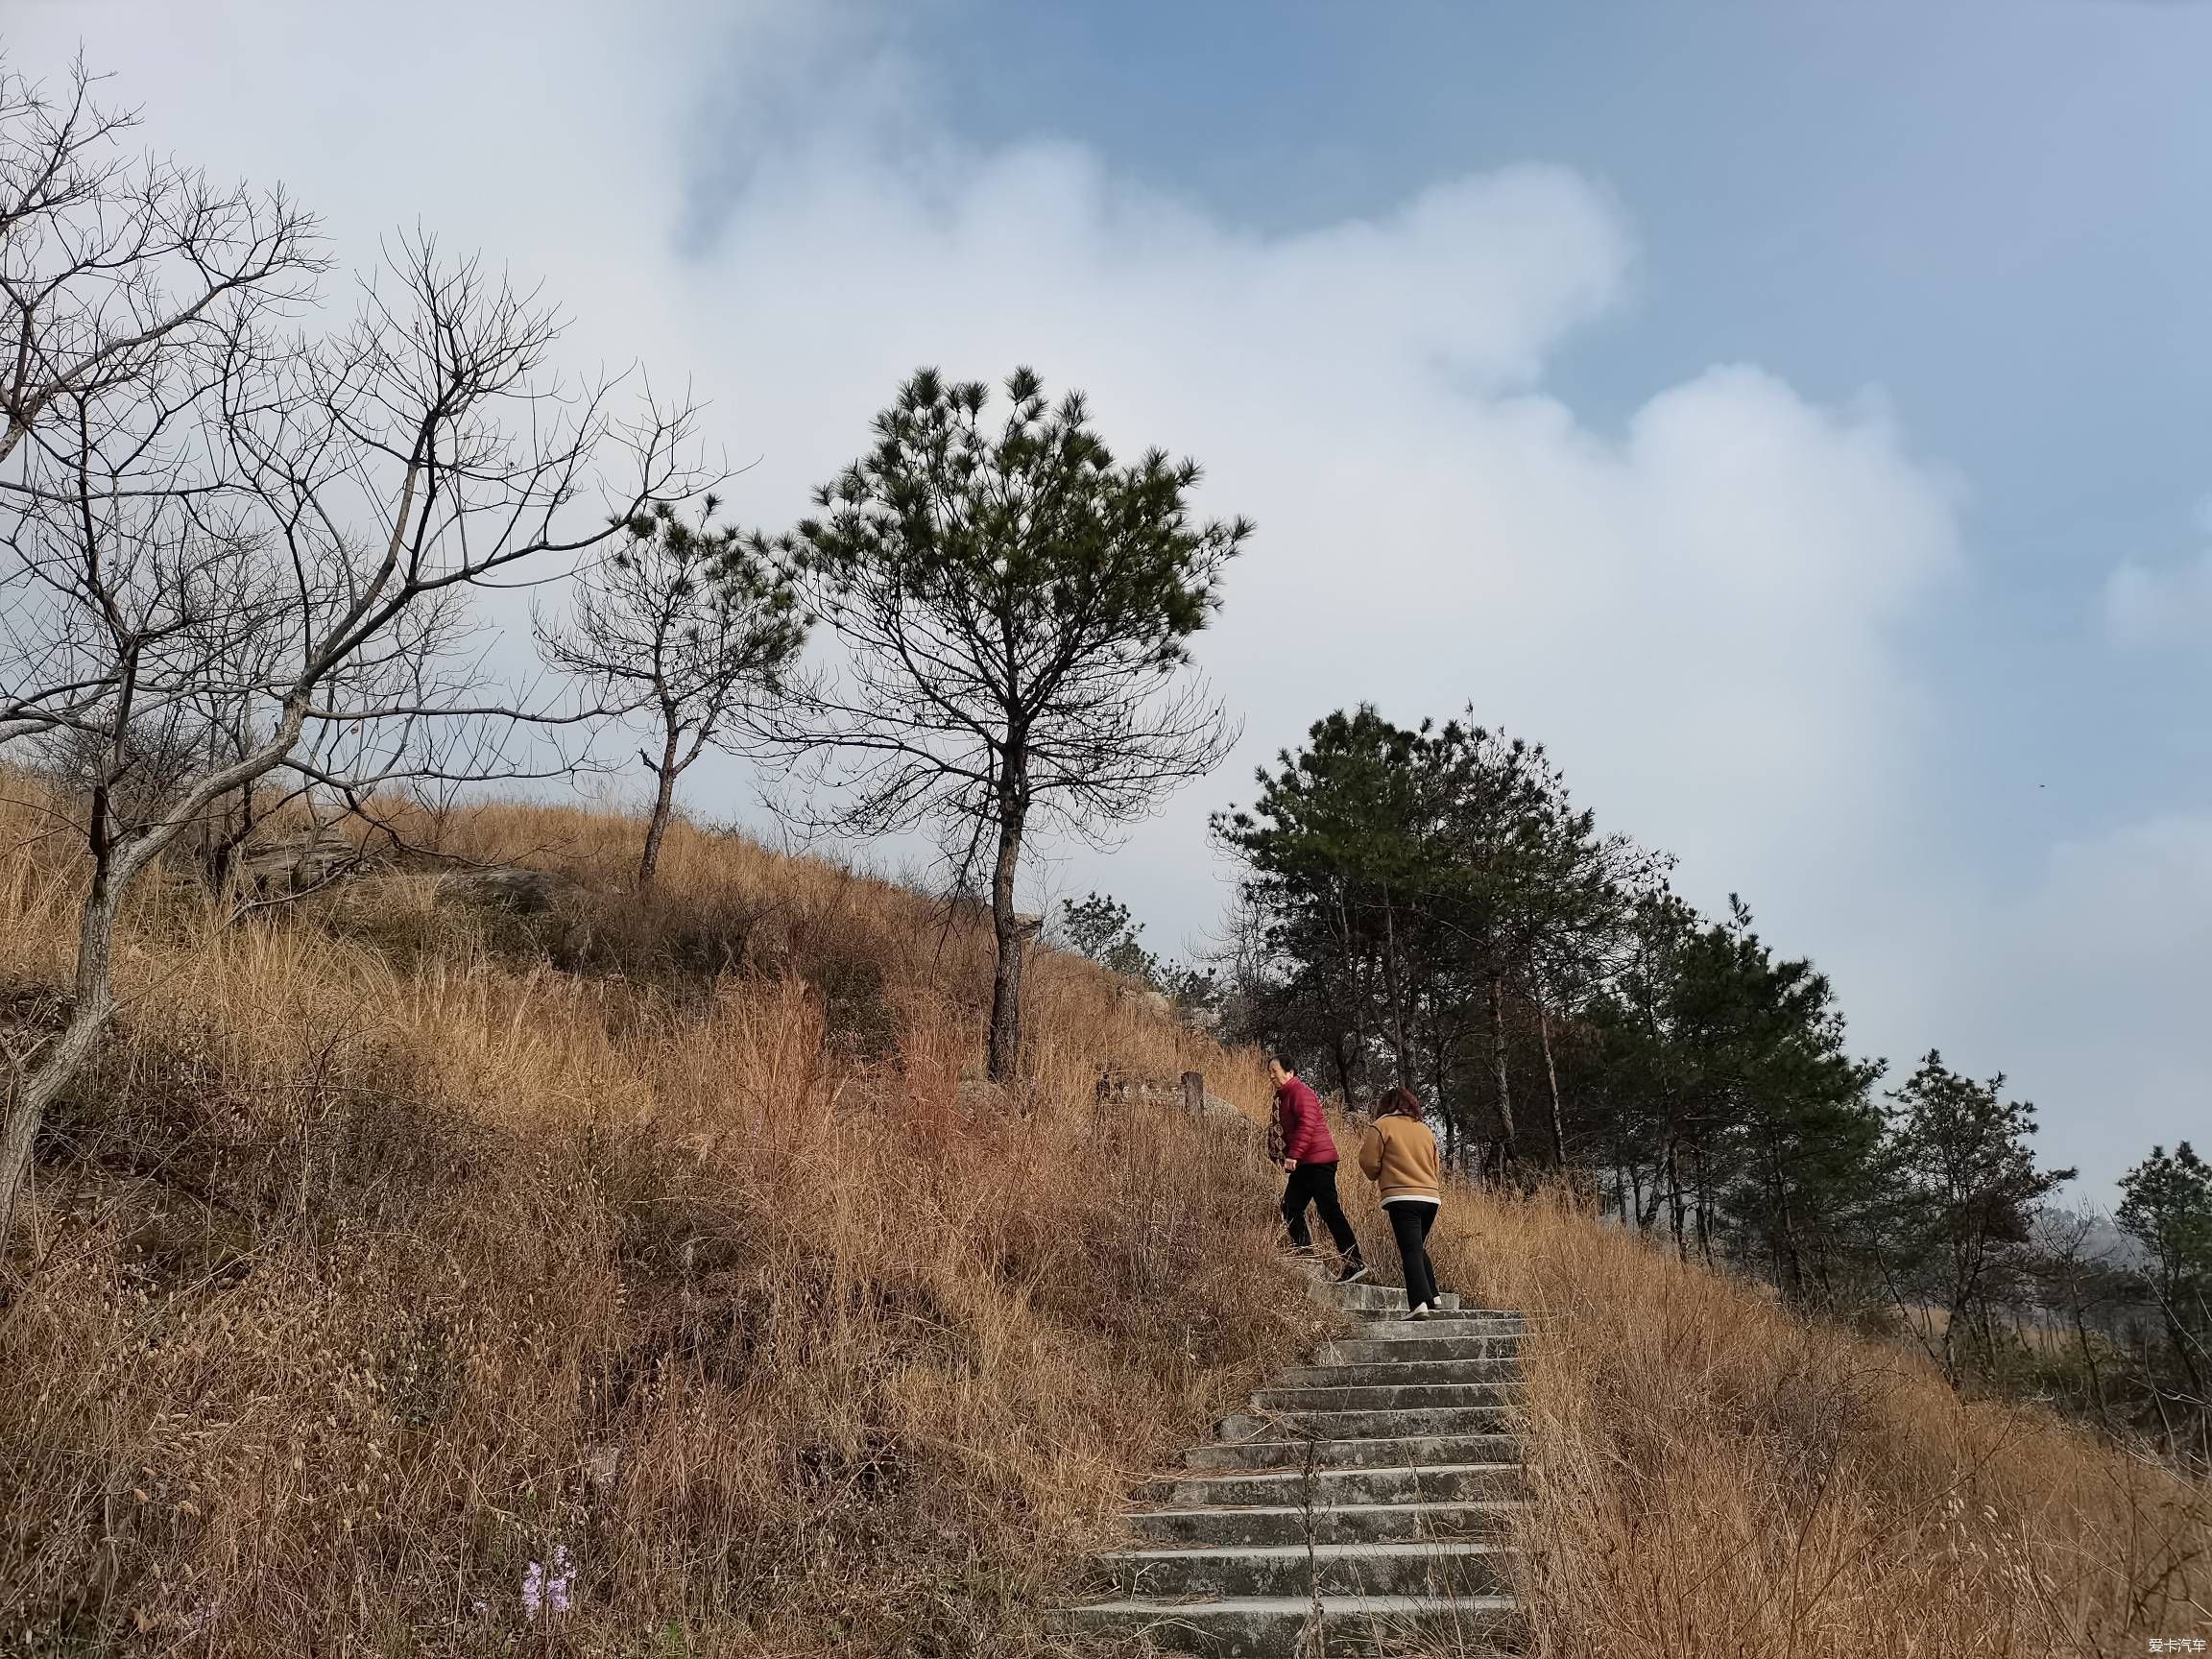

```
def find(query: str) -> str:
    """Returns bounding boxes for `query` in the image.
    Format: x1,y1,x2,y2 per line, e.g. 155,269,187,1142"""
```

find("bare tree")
1,54,320,473
533,498,805,884
0,213,708,1246
751,368,1248,1082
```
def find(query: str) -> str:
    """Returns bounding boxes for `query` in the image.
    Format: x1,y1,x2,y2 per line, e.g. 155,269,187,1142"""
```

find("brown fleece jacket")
1357,1113,1443,1203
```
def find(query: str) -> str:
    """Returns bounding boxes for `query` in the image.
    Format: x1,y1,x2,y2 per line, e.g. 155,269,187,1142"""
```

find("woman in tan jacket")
1358,1086,1445,1318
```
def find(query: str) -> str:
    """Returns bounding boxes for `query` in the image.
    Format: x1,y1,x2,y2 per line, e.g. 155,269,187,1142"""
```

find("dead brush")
23,780,2196,1655
1402,1181,2212,1658
0,779,1298,1656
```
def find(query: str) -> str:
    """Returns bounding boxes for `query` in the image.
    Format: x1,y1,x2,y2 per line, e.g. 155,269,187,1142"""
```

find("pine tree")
2116,1142,2212,1404
1884,1053,2075,1377
753,369,1248,1081
1214,707,1611,1172
1059,891,1161,984
1575,895,1884,1285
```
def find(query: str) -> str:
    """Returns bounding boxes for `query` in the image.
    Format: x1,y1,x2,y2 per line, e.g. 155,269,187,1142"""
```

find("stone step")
1100,1539,1514,1600
1348,1319,1523,1344
1059,1262,1539,1651
1186,1432,1520,1473
1220,1406,1521,1443
1277,1357,1522,1389
1254,1381,1520,1412
1354,1309,1530,1335
1319,1333,1521,1366
1129,1497,1524,1547
1063,1593,1524,1657
1142,1460,1526,1510
1331,1281,1462,1313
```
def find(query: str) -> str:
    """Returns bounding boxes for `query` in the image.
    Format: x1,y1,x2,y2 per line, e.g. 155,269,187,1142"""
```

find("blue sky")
834,0,2212,1187
12,0,2208,1197
910,0,2212,855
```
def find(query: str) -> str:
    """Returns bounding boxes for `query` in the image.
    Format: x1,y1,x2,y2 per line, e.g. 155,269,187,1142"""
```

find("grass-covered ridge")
0,783,1323,1656
3,781,2204,1655
1426,1187,2210,1656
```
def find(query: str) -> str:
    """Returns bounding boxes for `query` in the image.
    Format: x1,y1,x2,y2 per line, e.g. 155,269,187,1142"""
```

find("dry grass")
0,783,1321,1656
1390,1181,2212,1657
8,778,2206,1657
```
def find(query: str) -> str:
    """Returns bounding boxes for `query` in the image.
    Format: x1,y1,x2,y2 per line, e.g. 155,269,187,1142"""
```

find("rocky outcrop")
232,828,362,894
228,827,575,917
432,863,574,914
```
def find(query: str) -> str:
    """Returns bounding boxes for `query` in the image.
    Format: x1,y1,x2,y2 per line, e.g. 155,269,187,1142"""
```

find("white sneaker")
1407,1303,1431,1321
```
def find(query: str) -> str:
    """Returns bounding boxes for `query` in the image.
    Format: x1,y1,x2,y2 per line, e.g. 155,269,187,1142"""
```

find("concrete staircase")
1065,1279,1530,1655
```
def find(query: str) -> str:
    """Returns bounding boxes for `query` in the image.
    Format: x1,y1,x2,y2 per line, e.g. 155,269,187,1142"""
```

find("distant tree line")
1209,703,2208,1469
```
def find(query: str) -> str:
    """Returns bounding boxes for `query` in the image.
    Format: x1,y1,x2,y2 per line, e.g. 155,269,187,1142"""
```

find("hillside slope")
1419,1186,2210,1656
0,788,1328,1656
3,784,2204,1656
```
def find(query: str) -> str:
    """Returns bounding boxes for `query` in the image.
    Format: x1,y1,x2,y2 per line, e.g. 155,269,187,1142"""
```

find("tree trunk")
1665,1139,1687,1260
1487,974,1517,1164
1536,992,1566,1167
638,724,683,885
984,791,1030,1084
1768,1143,1806,1302
1346,936,1369,1099
1942,1253,1973,1381
1637,1174,1666,1231
1334,889,1368,1098
1692,1140,1714,1265
1,700,309,1249
2072,1303,2111,1432
1331,1032,1356,1111
1379,894,1414,1087
206,776,259,894
1,887,121,1248
1430,1030,1451,1168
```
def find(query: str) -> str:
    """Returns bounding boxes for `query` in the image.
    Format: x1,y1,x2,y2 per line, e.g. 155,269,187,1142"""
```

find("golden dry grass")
1376,1180,2212,1657
0,781,1322,1656
6,775,2206,1657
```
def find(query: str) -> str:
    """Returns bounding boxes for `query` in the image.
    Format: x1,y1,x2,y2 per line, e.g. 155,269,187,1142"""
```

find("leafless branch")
0,66,713,1244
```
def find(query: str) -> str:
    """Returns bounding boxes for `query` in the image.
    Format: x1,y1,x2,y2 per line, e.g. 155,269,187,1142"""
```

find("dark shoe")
1335,1260,1370,1286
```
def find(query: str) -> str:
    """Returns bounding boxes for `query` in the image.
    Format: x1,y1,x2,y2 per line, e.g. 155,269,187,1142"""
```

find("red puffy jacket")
1273,1076,1338,1166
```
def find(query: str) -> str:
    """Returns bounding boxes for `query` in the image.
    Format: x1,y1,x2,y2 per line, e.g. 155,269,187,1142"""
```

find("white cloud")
7,0,1957,985
2104,544,2212,647
1934,815,2212,1181
27,0,2199,1198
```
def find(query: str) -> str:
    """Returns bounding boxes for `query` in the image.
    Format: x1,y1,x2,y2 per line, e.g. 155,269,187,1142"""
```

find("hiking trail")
1065,1271,1530,1655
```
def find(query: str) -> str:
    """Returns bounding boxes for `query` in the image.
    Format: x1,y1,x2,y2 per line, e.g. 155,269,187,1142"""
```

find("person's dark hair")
1378,1085,1424,1120
1271,1054,1297,1074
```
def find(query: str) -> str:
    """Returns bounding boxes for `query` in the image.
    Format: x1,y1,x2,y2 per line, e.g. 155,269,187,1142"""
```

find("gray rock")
434,863,574,913
234,827,360,893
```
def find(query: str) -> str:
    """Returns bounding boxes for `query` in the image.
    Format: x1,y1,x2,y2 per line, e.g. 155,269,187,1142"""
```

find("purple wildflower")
522,1544,575,1621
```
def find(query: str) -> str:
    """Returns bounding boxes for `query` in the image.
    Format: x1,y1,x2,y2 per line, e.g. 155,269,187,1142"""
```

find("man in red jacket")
1269,1056,1367,1284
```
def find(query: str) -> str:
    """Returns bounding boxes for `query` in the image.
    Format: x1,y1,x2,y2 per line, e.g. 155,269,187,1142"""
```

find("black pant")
1282,1162,1360,1261
1387,1200,1441,1310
